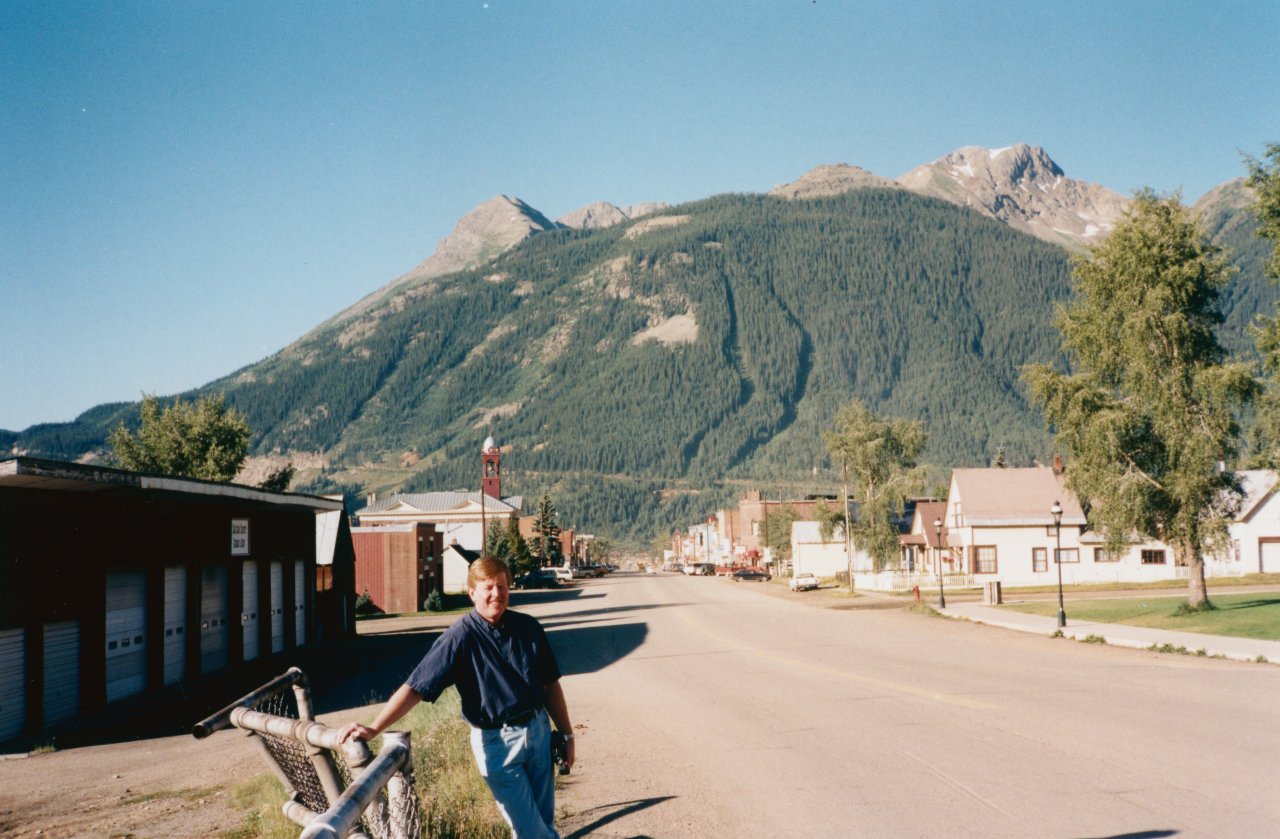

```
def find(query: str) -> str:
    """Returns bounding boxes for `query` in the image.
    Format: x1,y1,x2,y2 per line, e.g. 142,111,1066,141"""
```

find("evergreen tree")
823,399,925,572
108,393,250,482
533,495,563,565
1025,191,1256,609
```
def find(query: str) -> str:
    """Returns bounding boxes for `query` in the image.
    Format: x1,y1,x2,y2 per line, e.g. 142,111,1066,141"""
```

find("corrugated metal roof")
356,491,522,516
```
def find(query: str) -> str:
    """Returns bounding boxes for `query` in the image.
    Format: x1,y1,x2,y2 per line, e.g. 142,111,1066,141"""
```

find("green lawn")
1000,591,1280,641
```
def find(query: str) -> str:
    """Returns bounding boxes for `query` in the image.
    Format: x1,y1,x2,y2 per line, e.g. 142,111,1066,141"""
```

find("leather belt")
482,707,538,730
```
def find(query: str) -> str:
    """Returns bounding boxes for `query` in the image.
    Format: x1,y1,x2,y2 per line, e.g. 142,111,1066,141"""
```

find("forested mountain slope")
9,187,1275,543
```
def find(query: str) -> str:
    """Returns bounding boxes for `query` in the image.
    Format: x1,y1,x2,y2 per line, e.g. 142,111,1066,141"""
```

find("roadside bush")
354,588,381,617
425,590,445,612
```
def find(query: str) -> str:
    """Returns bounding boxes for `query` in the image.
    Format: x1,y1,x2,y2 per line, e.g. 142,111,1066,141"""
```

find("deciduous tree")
1244,144,1280,466
109,393,250,482
823,400,925,572
1025,191,1256,608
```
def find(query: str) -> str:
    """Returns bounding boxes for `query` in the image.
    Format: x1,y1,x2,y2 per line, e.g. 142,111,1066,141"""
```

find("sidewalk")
941,600,1280,664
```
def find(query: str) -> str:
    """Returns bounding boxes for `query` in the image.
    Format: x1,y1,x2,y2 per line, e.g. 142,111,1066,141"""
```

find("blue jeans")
469,708,559,839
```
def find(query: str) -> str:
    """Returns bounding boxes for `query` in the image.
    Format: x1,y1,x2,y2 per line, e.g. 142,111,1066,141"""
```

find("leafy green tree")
108,393,250,481
761,504,800,563
259,463,296,492
533,495,563,566
823,399,925,572
1245,144,1280,466
1025,191,1256,609
590,537,614,567
1246,143,1280,280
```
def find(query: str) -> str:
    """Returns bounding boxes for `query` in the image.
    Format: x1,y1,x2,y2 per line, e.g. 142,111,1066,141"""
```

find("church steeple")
481,436,501,499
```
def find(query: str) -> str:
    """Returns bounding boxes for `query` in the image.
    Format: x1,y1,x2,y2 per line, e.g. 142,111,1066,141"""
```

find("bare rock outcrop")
897,144,1128,249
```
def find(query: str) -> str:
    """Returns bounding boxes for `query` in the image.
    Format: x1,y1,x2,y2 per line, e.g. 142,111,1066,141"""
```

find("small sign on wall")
231,519,250,556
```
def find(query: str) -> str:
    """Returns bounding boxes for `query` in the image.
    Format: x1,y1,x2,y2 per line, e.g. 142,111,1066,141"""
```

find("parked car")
514,569,561,589
790,571,819,591
732,567,770,582
549,566,575,581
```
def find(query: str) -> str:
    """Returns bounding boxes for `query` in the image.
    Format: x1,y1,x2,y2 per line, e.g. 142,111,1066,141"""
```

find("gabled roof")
356,491,523,516
1235,469,1278,522
910,501,948,547
951,466,1085,526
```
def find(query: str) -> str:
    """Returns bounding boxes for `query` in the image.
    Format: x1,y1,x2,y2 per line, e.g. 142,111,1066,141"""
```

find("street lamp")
1052,500,1065,628
933,517,945,609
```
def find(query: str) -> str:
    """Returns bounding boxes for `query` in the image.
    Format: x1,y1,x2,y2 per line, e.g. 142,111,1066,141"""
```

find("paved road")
525,572,1280,838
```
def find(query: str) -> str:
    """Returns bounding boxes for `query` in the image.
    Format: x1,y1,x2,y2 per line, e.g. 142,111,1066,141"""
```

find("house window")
1032,547,1047,572
975,546,997,574
1055,548,1079,564
1141,549,1166,565
1094,548,1119,563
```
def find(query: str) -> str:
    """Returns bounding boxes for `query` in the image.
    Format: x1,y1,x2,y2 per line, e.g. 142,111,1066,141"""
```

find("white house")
354,490,522,553
1219,470,1280,576
944,465,1254,588
442,543,481,593
790,520,872,578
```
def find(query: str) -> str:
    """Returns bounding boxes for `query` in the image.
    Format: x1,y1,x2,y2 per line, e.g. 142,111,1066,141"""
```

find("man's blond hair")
468,555,513,589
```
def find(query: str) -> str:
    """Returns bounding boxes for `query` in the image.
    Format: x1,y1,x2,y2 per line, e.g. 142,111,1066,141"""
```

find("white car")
790,572,819,592
550,567,575,581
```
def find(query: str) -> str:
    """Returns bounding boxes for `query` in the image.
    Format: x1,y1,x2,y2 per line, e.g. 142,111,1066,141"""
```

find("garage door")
1260,541,1280,574
200,566,229,674
43,621,79,727
105,571,147,703
242,561,260,662
0,628,24,742
163,566,186,685
294,561,306,646
270,561,284,653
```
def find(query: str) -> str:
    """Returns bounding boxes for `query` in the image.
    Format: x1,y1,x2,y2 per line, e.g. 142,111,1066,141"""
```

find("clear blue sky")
3,1,1277,431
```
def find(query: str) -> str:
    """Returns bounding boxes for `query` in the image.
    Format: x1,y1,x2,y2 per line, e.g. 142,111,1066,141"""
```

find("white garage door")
294,561,306,646
42,621,79,727
0,628,24,742
270,561,284,653
242,561,260,662
200,566,229,674
105,571,147,703
163,566,186,685
1261,541,1280,574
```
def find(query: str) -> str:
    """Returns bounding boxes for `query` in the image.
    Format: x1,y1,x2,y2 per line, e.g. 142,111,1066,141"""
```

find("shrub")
354,588,381,617
425,590,445,612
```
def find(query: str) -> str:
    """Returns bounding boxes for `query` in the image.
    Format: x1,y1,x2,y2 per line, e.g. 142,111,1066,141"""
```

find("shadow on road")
564,795,676,839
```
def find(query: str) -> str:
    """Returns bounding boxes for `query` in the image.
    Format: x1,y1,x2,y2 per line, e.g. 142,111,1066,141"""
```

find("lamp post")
1052,500,1065,628
933,517,945,609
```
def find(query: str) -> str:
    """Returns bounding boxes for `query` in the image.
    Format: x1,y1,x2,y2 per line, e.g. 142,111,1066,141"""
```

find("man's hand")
564,735,576,771
338,722,378,744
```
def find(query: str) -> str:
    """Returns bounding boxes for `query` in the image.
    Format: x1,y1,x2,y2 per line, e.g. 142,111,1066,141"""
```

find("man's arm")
338,683,423,744
544,679,575,770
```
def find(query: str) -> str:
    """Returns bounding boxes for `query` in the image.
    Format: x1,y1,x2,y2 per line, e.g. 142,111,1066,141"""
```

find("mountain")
897,144,1128,249
769,163,900,199
8,147,1273,545
557,201,669,230
332,195,562,324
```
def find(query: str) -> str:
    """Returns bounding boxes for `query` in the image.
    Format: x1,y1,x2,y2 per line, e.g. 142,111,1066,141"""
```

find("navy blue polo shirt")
406,608,562,729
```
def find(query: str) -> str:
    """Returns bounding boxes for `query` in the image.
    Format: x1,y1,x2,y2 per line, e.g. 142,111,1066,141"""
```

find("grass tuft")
1081,634,1107,644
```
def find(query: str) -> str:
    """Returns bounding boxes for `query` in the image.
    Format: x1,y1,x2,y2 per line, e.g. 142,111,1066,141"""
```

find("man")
339,556,575,839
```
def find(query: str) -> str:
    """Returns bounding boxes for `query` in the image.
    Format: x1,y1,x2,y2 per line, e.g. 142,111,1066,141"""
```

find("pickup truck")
789,571,819,591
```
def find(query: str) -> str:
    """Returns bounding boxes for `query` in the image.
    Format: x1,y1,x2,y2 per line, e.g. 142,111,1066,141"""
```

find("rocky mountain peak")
558,200,669,230
897,144,1127,249
769,163,900,199
402,194,561,281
